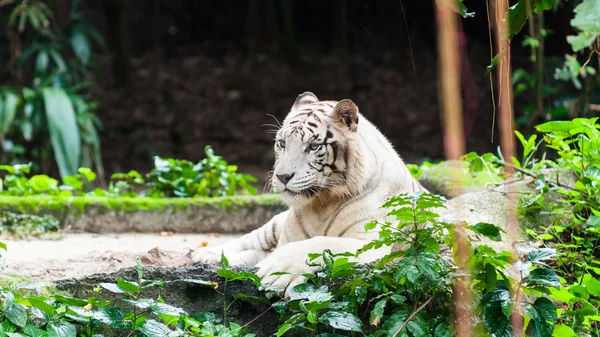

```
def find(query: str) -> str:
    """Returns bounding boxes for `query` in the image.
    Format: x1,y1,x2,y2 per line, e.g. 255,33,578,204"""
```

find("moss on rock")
0,194,286,234
418,160,504,198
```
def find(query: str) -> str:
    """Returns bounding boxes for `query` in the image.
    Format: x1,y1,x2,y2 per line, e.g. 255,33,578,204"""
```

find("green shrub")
146,146,257,198
0,146,258,198
268,192,559,336
0,212,60,239
0,256,256,337
0,0,105,178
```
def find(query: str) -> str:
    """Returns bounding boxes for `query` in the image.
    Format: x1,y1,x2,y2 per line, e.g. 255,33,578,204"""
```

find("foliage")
462,117,600,336
0,211,60,239
266,192,561,336
405,161,435,179
0,0,105,178
0,146,258,198
0,257,256,337
146,146,258,198
567,0,600,52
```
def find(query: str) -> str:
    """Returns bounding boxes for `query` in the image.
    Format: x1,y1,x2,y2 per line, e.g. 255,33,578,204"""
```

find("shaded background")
0,0,581,188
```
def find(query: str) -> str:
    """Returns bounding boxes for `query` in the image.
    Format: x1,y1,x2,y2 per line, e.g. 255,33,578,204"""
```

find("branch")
498,162,574,191
391,294,436,337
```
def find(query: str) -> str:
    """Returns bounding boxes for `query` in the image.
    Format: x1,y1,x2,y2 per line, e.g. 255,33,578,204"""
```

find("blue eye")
309,144,321,151
277,140,286,148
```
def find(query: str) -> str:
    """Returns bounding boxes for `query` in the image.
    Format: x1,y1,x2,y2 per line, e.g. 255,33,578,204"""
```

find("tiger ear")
292,92,319,110
332,99,359,132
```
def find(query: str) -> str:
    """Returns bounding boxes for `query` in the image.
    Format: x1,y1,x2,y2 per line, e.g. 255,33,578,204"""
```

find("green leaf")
99,283,125,294
28,175,58,193
70,27,91,65
482,289,513,337
23,323,47,337
526,268,561,288
318,311,362,332
0,91,20,136
570,0,600,35
552,324,577,337
35,51,49,74
116,278,140,293
42,88,81,178
486,51,504,76
528,248,556,263
549,288,575,304
91,307,127,328
46,322,76,337
525,297,556,337
77,168,96,182
53,296,88,307
221,251,229,268
369,299,386,326
567,32,598,52
4,301,27,327
233,294,271,306
276,323,293,337
28,296,56,317
138,319,171,337
585,276,600,296
468,223,505,242
216,269,260,286
486,263,497,292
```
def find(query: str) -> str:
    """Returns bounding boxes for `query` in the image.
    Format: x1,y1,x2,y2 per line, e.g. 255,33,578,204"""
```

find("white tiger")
191,92,427,297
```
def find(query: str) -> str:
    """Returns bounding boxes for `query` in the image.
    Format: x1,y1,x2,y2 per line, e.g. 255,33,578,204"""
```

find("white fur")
192,92,427,297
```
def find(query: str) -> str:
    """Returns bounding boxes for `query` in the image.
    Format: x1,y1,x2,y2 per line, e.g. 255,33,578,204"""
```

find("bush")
0,146,258,198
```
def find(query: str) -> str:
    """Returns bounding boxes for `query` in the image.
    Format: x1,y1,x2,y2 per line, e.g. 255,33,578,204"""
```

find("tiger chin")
191,92,427,298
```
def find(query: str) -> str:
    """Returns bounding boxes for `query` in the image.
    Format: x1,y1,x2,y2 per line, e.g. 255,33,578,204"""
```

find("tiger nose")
276,173,295,185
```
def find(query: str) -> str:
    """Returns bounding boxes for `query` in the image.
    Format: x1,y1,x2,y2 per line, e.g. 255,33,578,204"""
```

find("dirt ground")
3,233,239,281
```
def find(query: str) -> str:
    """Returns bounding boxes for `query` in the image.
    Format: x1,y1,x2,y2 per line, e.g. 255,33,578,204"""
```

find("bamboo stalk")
434,2,472,336
493,0,523,334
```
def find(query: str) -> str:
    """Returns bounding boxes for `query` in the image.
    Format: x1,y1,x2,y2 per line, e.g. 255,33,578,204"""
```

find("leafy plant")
0,211,60,239
146,145,258,198
0,0,105,178
0,146,258,198
463,117,600,336
266,192,561,336
0,258,257,337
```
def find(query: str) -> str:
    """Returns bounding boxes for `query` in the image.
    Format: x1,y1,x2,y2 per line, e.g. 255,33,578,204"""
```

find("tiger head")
272,92,368,205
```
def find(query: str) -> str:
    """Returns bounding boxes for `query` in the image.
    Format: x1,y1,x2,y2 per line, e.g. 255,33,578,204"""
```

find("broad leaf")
468,223,504,242
53,296,88,307
525,297,556,337
47,322,76,337
528,248,557,263
4,301,27,327
526,268,561,288
482,289,513,337
70,27,91,65
42,88,81,178
0,91,19,136
139,320,172,337
115,278,140,293
28,296,56,317
318,311,362,332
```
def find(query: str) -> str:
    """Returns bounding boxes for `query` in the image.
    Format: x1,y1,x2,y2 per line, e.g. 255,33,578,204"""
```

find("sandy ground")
3,233,239,280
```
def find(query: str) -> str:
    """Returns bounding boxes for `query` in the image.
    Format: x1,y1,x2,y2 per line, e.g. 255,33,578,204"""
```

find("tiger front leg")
191,211,288,266
256,236,389,298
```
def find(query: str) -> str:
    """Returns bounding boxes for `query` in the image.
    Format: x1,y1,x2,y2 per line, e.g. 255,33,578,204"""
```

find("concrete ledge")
0,195,286,234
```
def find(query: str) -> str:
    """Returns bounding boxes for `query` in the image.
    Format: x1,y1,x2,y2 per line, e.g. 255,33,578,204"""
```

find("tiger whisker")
265,114,282,128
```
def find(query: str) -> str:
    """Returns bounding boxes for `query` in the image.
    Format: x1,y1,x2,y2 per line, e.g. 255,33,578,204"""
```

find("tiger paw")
255,249,319,298
191,246,224,265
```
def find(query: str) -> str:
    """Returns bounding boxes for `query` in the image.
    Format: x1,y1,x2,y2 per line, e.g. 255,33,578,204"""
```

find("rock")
56,265,279,337
436,168,577,277
418,160,502,198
